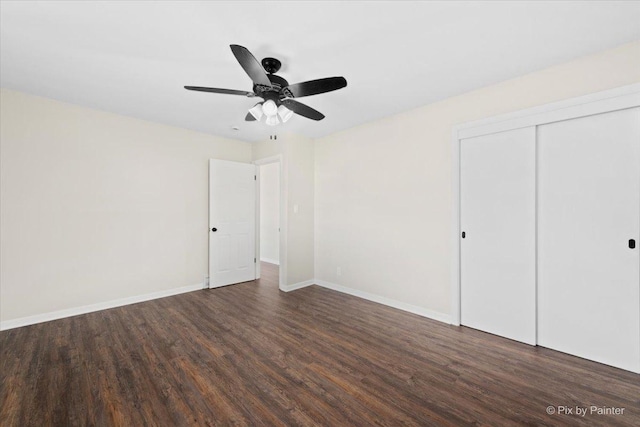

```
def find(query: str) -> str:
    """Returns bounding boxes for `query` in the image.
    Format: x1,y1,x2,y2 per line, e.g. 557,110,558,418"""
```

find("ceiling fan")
185,44,347,126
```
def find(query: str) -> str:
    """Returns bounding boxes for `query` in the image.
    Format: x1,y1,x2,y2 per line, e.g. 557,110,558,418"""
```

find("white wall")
259,162,280,265
0,89,251,324
252,133,314,286
314,41,640,318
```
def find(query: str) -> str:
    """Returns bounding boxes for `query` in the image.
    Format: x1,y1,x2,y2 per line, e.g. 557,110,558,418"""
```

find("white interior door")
460,127,536,345
209,159,256,288
538,108,640,373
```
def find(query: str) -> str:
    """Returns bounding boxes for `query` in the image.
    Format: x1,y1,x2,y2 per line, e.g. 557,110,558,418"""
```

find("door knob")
211,227,217,232
630,239,636,249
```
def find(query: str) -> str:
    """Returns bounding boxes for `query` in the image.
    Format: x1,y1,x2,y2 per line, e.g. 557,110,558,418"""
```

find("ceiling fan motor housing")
261,57,282,74
254,73,290,103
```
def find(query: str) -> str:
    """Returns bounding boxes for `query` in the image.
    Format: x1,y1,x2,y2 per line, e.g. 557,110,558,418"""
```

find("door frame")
254,154,287,290
451,83,640,326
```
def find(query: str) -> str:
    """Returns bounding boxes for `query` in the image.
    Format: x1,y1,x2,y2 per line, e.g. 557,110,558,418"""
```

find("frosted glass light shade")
262,100,278,117
265,115,280,126
278,105,293,123
248,103,264,121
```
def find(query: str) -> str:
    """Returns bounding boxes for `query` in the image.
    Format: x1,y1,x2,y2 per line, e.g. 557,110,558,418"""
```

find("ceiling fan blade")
283,77,347,98
184,86,255,97
245,112,256,121
281,99,325,121
230,44,272,87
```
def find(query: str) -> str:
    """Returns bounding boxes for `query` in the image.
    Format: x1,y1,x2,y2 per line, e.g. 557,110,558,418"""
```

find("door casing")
254,154,287,290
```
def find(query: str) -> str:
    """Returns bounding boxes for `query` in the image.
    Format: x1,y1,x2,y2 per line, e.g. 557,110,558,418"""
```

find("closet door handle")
630,239,636,249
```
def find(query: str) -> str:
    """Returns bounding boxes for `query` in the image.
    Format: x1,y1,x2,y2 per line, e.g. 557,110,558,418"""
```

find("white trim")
0,282,203,331
315,279,451,325
451,83,640,326
254,154,287,291
450,126,461,326
260,257,280,266
253,154,283,165
457,83,640,139
280,279,314,292
253,162,259,281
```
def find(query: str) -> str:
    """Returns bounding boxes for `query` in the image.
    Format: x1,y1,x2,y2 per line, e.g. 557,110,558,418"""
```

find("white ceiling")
1,1,639,143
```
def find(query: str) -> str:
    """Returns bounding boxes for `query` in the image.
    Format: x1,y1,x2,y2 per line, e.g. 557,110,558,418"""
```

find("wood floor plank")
1,262,639,426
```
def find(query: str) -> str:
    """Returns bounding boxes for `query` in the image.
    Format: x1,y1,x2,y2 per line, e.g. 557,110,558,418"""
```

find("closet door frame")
451,83,640,327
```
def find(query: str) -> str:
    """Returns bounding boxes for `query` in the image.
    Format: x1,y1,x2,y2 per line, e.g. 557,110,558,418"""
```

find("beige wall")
0,89,251,322
314,41,640,317
2,41,638,325
252,133,315,286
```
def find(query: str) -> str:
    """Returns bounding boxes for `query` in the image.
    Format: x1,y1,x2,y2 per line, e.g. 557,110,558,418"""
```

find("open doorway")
255,155,284,289
259,161,280,266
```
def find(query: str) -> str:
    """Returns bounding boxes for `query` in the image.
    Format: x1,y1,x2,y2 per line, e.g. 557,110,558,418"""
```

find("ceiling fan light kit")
262,99,278,117
277,105,294,123
185,44,347,127
248,103,264,121
265,115,280,126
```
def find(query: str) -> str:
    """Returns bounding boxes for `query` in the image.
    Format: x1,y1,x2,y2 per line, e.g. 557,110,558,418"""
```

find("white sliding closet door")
538,108,640,373
460,127,536,344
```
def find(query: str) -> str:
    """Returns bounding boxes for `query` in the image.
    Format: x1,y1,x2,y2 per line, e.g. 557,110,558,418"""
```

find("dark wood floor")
1,263,639,426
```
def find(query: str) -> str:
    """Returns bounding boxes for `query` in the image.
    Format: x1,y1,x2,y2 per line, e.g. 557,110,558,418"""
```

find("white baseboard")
280,279,314,292
313,279,452,325
2,279,452,330
0,282,204,331
260,257,280,266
